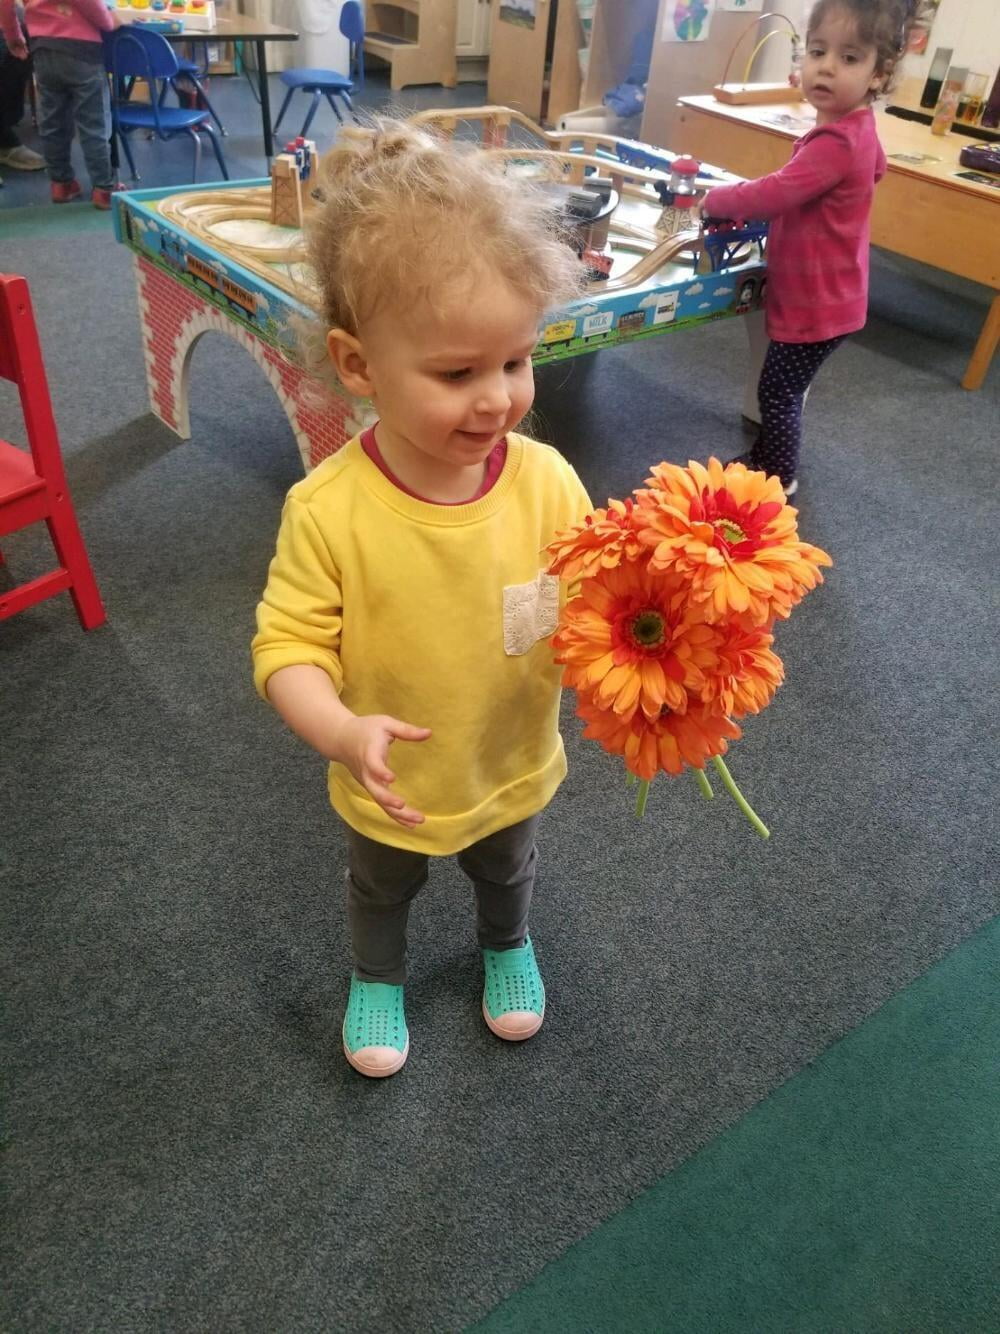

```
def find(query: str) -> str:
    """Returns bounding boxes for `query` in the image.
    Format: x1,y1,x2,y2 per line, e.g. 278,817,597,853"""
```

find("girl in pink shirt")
0,0,119,207
702,0,923,496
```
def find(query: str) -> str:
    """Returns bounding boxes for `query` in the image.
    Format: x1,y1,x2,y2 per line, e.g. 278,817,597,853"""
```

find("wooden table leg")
962,290,1000,391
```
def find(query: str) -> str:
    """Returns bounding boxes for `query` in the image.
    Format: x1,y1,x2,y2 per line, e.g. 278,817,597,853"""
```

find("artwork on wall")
720,0,765,11
499,0,537,29
663,0,715,42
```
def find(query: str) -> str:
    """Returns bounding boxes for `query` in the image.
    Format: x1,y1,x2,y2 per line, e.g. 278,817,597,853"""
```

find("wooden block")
713,83,804,106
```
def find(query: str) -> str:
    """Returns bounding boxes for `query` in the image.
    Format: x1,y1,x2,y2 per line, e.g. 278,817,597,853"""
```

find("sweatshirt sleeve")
74,0,116,31
0,0,24,48
702,122,853,220
252,494,345,699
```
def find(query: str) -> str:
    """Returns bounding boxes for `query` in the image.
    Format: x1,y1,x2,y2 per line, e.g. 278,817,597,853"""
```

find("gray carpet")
2,185,998,1330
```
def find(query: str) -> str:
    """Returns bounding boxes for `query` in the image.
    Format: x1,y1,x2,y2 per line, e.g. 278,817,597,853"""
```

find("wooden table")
162,16,299,161
674,94,1000,390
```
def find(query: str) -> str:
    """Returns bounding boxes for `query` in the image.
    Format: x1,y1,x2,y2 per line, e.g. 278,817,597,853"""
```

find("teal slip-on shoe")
342,978,409,1077
482,937,545,1041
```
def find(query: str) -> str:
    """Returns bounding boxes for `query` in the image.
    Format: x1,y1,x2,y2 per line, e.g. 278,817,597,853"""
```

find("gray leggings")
344,815,540,984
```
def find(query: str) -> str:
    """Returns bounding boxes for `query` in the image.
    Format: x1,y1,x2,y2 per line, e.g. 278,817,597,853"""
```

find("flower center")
630,610,666,650
713,518,747,545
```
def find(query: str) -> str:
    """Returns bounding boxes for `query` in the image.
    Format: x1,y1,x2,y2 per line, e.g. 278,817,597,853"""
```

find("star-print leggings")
754,336,845,486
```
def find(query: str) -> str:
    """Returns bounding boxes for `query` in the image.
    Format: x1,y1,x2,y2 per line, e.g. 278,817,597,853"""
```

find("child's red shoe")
51,179,82,204
92,184,125,210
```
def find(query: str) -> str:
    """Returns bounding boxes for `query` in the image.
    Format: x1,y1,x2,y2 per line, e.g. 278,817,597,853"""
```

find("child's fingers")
363,775,425,826
384,719,432,743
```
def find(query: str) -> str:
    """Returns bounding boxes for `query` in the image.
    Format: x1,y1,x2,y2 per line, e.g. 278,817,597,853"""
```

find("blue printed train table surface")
112,147,767,472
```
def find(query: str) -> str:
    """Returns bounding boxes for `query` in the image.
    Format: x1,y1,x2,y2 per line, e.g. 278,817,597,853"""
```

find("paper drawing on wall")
663,0,715,42
499,0,536,28
720,0,764,11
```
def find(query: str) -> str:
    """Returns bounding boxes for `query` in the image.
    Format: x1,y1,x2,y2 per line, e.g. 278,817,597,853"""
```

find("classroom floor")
0,64,488,208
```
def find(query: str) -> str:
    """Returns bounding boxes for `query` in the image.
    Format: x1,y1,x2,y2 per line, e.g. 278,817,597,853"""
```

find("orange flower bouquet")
547,458,832,836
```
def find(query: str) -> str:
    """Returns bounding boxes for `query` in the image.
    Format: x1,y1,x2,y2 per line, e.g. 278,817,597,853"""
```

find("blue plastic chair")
164,52,227,137
105,26,229,183
272,0,365,140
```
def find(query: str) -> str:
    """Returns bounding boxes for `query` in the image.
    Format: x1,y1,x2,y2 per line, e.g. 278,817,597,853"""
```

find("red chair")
0,273,106,630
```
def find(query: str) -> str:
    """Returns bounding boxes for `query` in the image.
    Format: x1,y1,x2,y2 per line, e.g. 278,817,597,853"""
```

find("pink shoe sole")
343,1038,409,1078
482,1001,544,1041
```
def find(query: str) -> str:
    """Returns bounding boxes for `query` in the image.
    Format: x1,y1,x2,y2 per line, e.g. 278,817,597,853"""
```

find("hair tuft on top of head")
298,116,586,392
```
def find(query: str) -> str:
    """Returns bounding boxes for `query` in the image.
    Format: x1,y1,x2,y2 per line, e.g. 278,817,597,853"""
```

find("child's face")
803,6,882,123
349,275,540,485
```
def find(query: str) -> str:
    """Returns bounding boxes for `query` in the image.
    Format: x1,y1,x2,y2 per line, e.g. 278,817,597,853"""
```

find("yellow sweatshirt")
252,433,591,854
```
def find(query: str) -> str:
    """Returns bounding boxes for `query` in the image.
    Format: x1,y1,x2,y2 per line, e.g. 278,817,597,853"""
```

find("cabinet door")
487,0,551,120
457,0,492,55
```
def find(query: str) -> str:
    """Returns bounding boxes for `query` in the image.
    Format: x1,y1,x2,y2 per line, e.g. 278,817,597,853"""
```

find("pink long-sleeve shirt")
0,0,113,49
702,106,886,343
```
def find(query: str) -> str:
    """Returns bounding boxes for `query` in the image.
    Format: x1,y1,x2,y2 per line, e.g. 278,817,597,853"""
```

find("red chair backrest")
0,273,67,489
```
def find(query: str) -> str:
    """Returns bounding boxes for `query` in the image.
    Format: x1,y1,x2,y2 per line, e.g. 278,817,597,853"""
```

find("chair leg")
189,75,227,136
186,126,203,183
45,505,106,631
117,128,140,181
299,90,322,138
324,92,345,125
201,123,230,181
273,86,294,136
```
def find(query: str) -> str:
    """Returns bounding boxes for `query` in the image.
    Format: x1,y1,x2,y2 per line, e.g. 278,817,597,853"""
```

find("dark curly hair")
806,0,930,97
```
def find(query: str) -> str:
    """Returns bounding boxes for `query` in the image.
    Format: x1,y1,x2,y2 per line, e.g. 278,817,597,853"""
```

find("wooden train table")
111,110,773,472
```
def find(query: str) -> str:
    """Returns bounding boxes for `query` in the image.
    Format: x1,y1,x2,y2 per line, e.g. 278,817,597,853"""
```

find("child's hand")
8,35,29,57
336,714,432,828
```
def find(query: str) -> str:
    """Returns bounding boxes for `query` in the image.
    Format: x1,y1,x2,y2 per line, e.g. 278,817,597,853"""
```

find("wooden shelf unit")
364,0,458,89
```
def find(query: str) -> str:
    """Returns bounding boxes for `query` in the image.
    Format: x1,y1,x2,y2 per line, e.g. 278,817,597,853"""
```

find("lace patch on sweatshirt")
503,572,559,656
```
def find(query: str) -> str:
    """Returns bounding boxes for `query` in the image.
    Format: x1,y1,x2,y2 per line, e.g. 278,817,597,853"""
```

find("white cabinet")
456,0,491,58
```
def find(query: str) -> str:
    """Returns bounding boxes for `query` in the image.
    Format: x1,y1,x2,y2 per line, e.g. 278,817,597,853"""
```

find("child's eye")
442,368,470,381
503,358,527,373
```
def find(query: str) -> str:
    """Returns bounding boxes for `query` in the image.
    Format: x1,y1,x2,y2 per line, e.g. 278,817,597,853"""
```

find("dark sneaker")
729,451,797,498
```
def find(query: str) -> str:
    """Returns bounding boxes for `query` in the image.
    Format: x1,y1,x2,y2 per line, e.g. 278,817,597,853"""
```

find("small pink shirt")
361,426,507,504
0,0,114,48
703,106,887,343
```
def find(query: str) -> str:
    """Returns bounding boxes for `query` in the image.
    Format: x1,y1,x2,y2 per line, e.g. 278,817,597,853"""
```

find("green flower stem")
693,767,714,800
711,755,770,839
626,770,638,788
635,779,650,818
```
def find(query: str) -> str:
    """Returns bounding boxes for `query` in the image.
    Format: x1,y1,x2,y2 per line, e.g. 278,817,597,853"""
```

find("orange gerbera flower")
553,563,721,721
577,691,742,781
699,624,784,717
634,458,832,626
546,497,645,579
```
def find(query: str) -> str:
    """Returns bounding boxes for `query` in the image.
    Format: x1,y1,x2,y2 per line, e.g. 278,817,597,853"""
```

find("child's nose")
475,375,512,416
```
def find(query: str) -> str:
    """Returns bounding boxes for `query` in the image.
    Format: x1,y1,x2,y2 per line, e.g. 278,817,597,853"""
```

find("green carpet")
475,915,1000,1334
1,201,115,234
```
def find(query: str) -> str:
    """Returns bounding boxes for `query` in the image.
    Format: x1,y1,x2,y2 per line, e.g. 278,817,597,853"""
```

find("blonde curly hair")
303,118,585,347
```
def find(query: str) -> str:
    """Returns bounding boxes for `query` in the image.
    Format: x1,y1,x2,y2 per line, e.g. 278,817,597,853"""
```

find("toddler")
0,0,119,207
701,0,923,496
252,121,592,1078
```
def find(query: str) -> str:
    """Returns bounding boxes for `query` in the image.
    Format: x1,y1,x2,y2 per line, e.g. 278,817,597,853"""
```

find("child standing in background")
252,121,591,1079
701,0,923,497
0,0,118,207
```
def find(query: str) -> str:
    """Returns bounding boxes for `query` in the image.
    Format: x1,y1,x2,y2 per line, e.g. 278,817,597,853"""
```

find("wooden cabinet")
486,0,581,126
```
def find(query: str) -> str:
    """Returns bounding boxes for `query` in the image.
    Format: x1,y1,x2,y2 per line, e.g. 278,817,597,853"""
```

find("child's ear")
871,61,891,95
327,328,374,398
